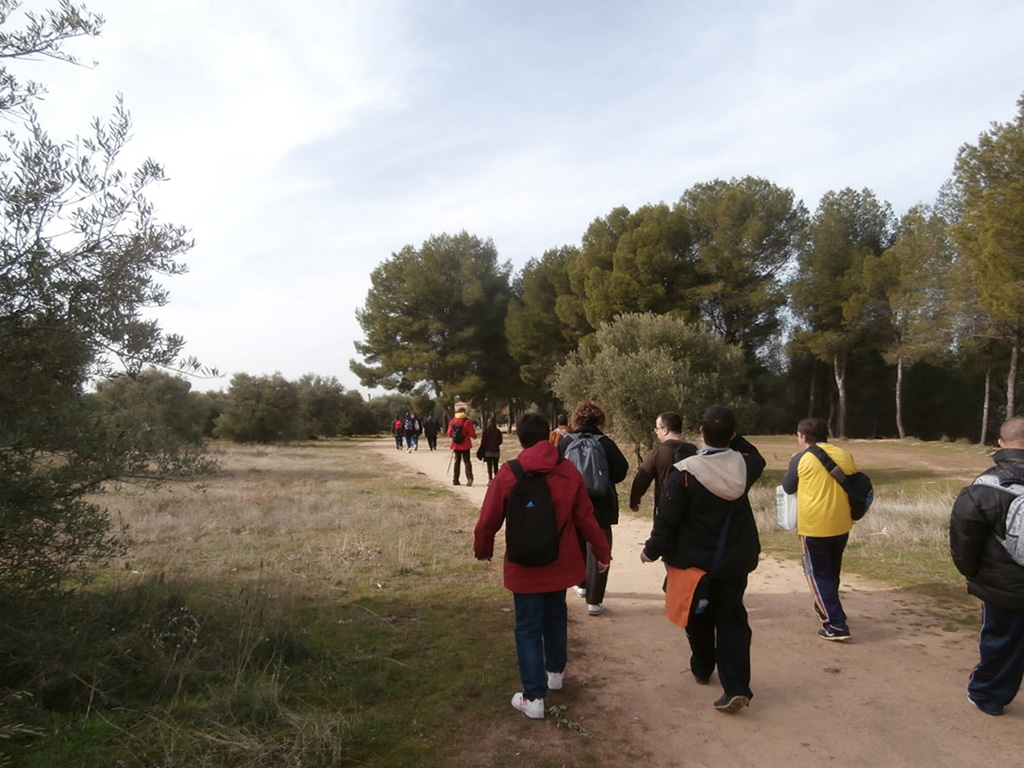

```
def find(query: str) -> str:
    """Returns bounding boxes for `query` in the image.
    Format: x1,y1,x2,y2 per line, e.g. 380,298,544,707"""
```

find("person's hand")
629,502,640,512
640,551,654,563
596,561,610,573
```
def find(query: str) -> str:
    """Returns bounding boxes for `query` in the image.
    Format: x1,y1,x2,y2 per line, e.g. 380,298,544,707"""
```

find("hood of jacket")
674,450,747,500
515,440,559,473
987,448,1024,485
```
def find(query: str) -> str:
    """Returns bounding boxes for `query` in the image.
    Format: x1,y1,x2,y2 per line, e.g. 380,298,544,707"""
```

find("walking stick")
446,449,454,473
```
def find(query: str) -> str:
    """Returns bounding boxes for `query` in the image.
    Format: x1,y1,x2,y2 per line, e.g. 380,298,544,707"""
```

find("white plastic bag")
776,485,797,530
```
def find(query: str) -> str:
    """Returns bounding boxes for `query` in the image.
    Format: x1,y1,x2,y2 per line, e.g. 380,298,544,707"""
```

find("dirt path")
369,438,1021,768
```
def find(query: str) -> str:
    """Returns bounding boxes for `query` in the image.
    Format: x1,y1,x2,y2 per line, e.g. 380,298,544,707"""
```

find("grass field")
0,435,997,766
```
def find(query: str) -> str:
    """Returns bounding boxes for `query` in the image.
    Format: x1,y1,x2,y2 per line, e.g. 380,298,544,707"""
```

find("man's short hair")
556,413,569,426
797,417,829,444
517,412,550,448
572,400,606,429
1000,416,1024,447
658,412,682,434
700,405,736,448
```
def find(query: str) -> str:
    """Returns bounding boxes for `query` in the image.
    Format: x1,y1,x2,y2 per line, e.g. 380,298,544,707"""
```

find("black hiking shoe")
713,693,750,713
817,626,851,641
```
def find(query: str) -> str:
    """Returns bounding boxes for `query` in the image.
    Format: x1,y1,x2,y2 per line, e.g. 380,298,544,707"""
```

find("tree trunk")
895,355,905,439
833,354,848,438
807,363,818,418
1008,341,1020,418
981,365,992,445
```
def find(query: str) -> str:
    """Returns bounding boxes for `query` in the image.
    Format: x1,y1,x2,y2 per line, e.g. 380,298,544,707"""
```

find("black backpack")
504,459,566,567
450,418,466,444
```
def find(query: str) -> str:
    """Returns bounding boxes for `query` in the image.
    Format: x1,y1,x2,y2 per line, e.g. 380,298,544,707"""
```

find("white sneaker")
511,692,545,719
573,586,586,599
547,671,564,690
587,603,604,616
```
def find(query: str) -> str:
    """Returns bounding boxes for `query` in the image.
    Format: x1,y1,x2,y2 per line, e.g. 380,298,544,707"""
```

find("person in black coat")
558,400,629,616
641,405,765,714
950,416,1024,716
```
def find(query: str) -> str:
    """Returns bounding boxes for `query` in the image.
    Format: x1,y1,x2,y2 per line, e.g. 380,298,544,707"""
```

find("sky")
17,0,1024,394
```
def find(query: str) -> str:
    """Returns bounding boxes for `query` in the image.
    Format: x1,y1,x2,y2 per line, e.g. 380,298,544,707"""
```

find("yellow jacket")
782,443,856,538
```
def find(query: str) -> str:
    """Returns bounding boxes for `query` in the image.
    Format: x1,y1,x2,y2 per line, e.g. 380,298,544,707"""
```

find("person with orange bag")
640,405,764,714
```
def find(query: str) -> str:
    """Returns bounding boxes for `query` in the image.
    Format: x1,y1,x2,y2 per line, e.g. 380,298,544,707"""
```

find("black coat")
950,448,1024,610
643,436,765,578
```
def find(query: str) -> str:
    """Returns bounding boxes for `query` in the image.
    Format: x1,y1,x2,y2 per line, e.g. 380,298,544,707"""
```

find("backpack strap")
806,444,849,484
972,473,1024,496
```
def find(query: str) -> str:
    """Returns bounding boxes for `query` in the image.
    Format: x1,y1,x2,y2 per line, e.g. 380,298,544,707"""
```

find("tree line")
351,96,1024,444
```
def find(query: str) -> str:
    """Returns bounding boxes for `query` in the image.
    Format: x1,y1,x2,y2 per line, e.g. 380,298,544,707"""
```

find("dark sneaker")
818,627,851,641
693,673,710,685
713,693,750,713
466,478,473,487
968,695,1004,716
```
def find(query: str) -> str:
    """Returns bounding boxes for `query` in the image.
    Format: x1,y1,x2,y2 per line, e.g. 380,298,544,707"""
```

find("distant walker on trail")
448,403,477,487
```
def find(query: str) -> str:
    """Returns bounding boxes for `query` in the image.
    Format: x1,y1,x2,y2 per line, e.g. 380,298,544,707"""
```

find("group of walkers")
468,402,1024,724
392,412,443,452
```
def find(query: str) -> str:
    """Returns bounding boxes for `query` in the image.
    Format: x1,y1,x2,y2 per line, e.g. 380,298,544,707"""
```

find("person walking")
558,400,628,616
479,417,504,484
629,411,698,515
950,415,1024,716
423,413,440,451
392,414,404,450
780,417,858,641
549,413,571,448
474,412,611,720
448,404,477,486
640,405,765,714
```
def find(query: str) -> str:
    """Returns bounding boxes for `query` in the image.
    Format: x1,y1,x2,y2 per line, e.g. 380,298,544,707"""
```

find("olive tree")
0,3,211,592
550,312,753,455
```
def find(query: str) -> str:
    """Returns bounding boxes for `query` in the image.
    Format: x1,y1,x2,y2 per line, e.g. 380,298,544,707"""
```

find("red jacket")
474,441,611,593
447,414,477,450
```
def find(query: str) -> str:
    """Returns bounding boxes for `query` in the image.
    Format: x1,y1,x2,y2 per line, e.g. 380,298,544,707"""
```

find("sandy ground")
369,437,1021,768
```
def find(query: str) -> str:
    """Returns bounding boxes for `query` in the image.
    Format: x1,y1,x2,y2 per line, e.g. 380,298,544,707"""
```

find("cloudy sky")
20,0,1024,393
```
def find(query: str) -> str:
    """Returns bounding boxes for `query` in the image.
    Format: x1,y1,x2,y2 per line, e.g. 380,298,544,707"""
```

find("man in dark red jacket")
475,412,611,720
951,416,1024,717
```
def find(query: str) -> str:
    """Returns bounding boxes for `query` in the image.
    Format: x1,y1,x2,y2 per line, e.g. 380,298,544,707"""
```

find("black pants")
576,524,612,605
452,450,473,483
685,574,753,698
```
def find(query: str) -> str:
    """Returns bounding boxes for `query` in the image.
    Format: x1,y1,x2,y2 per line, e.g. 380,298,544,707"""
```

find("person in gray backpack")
950,416,1024,717
558,400,628,616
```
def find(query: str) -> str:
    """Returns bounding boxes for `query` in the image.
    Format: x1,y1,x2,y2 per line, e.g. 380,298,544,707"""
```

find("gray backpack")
562,433,610,498
972,474,1024,567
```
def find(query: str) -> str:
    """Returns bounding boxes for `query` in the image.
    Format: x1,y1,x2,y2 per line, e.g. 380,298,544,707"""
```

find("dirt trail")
369,438,1021,768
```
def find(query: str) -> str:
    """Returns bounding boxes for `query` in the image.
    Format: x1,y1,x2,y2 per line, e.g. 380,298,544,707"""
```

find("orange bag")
664,566,707,628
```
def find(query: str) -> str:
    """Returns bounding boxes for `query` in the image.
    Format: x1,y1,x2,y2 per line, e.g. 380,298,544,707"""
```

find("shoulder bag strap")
807,444,849,484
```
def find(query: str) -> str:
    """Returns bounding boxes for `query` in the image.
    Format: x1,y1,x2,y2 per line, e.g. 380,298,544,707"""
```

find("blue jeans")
801,534,849,631
513,591,568,701
969,601,1024,710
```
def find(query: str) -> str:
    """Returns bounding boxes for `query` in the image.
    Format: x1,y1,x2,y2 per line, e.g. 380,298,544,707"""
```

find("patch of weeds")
546,704,591,735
